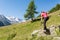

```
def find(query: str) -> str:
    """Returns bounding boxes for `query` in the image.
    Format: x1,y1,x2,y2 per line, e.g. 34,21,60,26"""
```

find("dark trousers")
44,17,49,30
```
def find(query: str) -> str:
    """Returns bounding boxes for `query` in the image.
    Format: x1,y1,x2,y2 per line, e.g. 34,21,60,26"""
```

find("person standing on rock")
41,11,50,34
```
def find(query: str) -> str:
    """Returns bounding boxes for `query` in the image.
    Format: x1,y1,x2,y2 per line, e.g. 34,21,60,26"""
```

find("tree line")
49,4,60,13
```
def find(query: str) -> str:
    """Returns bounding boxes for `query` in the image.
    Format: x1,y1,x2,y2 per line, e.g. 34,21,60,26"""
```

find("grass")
0,10,60,40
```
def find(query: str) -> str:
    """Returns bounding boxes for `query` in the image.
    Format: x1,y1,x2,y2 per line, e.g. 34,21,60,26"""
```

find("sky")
0,0,60,20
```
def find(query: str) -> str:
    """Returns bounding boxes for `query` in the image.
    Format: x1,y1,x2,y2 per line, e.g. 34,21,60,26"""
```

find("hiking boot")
44,28,50,35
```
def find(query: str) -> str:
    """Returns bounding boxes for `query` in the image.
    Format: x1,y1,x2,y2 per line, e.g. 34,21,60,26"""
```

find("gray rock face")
31,25,60,40
31,25,59,37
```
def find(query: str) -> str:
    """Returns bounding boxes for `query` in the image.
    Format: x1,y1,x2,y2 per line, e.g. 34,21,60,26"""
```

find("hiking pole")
41,17,43,26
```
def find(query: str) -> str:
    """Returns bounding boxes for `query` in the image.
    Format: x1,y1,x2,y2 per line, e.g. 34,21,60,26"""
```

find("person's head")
41,11,45,13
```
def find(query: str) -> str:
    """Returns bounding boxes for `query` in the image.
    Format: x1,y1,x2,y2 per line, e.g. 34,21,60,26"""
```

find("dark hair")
42,11,45,13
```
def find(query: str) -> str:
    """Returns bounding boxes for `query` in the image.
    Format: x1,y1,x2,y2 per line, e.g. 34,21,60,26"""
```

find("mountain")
0,15,11,26
0,15,22,26
6,16,22,24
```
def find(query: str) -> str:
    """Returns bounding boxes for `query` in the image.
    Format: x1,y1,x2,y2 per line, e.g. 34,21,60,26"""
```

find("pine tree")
24,0,38,21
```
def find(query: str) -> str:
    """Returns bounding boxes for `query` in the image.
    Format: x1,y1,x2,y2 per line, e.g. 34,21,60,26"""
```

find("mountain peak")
6,16,22,24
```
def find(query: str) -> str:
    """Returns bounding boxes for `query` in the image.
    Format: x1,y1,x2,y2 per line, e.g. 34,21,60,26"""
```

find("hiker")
41,11,50,34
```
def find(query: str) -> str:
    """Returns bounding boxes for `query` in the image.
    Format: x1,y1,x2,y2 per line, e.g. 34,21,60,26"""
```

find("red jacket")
41,12,48,18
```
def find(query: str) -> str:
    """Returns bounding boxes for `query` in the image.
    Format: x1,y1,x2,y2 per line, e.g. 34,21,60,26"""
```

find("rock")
31,29,47,37
31,30,40,36
31,25,60,37
37,29,46,37
49,25,57,36
53,37,60,40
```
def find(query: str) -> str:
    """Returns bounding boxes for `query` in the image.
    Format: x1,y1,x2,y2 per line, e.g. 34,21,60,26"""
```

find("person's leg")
44,17,49,30
46,17,49,21
44,17,50,35
44,17,47,30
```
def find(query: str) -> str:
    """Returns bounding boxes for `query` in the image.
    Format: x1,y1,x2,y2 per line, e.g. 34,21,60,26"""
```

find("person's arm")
41,14,43,23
